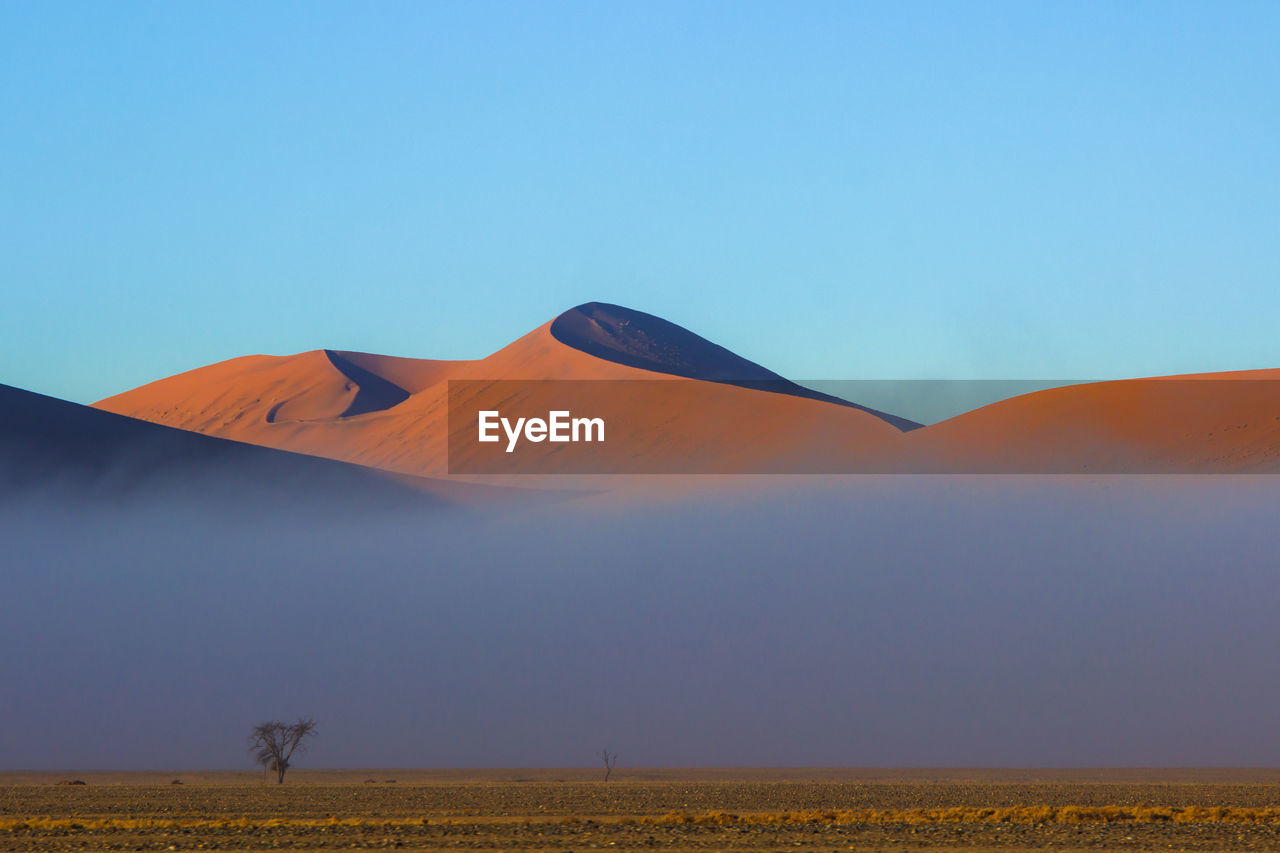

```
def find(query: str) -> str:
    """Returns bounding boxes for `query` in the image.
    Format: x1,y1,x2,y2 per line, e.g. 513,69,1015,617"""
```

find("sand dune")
95,303,915,476
96,348,433,430
91,304,1280,477
0,382,504,507
901,370,1280,473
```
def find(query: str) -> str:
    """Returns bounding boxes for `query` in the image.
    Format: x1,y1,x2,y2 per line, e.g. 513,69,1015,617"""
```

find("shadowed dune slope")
329,350,466,394
94,306,912,476
550,302,921,431
902,370,1280,473
0,382,472,507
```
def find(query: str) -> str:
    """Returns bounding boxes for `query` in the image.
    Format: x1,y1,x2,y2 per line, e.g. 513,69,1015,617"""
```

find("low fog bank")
3,476,1279,770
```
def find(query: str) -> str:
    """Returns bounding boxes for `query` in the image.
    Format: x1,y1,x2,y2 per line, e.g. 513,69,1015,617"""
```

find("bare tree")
599,748,617,782
249,718,317,784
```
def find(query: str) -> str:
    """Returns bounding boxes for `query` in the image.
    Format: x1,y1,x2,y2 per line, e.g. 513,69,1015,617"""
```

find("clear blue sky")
2,0,1277,404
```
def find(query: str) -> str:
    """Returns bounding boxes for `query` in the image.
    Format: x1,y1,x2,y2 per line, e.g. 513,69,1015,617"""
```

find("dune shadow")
550,302,920,431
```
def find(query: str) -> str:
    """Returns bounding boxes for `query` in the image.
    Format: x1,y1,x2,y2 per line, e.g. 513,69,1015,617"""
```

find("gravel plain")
5,769,1280,851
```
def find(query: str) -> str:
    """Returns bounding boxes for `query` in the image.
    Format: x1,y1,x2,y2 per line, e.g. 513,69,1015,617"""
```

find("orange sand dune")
96,348,452,430
94,303,1280,477
94,304,913,477
902,370,1280,473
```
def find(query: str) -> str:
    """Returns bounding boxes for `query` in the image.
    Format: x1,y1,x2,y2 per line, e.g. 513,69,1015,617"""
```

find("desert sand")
902,370,1280,473
91,302,1280,480
93,303,915,478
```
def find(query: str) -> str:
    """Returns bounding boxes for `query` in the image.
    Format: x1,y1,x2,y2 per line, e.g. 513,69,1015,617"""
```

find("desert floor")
5,768,1280,851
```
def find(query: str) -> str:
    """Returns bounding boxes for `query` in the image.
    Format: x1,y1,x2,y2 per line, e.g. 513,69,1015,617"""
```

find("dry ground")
4,768,1280,851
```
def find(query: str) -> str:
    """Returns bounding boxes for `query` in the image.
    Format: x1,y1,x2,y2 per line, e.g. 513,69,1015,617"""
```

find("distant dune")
0,382,495,507
901,370,1280,473
89,303,1280,476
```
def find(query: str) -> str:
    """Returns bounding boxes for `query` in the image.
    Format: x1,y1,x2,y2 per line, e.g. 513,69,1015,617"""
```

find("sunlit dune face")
905,374,1280,473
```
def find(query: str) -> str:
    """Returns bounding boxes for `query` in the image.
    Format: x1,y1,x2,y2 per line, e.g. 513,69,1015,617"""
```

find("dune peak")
549,302,920,431
550,302,783,384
